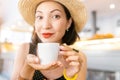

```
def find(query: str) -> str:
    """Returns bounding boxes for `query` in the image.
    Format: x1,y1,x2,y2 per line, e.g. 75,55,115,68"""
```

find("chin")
41,39,55,43
40,37,60,43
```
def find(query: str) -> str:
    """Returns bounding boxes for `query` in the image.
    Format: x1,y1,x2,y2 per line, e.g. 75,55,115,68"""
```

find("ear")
66,18,72,30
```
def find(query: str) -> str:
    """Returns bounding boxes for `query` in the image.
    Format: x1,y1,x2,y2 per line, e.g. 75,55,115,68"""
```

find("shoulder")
19,43,30,50
19,43,30,53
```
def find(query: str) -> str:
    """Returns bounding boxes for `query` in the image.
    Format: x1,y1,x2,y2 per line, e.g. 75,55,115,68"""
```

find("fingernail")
62,43,67,46
35,58,39,62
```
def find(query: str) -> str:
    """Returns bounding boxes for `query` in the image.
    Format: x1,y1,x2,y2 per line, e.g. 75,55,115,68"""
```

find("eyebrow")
50,9,62,13
36,9,62,13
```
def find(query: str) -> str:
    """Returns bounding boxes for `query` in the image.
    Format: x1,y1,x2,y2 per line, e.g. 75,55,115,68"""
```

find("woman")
11,0,87,80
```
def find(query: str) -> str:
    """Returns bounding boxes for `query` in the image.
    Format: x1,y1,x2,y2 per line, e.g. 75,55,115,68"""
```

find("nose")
42,17,51,29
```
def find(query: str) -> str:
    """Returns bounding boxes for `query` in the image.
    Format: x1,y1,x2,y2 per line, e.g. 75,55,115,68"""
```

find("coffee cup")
37,43,59,65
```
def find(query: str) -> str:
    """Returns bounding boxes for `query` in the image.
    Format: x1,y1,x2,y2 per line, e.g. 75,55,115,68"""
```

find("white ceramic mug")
37,43,59,65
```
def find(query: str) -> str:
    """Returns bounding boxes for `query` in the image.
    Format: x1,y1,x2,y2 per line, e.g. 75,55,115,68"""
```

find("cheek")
54,20,67,32
34,22,41,32
55,29,65,42
56,28,65,36
54,22,66,37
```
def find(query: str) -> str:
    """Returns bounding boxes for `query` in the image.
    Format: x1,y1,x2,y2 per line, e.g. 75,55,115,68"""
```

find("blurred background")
0,0,120,80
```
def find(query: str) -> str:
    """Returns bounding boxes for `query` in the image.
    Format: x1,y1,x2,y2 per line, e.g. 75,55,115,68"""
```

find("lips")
42,33,53,38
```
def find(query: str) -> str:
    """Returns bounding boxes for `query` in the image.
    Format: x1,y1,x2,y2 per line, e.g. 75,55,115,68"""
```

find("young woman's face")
35,1,71,43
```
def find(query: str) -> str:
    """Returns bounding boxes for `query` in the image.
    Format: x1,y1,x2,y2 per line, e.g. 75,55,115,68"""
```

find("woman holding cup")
11,0,87,80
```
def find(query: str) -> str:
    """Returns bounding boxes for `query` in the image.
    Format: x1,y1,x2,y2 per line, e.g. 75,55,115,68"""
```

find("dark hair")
31,1,80,45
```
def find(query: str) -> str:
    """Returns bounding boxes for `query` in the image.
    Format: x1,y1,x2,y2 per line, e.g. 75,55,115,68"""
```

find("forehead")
36,1,65,12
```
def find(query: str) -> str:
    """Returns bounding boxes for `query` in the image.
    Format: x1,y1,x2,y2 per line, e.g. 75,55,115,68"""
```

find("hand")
60,44,83,78
25,54,62,70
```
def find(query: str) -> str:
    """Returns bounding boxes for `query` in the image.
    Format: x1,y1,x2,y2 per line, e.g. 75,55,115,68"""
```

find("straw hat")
18,0,87,32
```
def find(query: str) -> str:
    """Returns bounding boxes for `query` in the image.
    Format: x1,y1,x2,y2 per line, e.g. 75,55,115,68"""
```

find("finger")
26,54,40,64
66,56,80,62
67,56,83,63
39,61,63,70
72,48,79,53
65,56,83,67
60,50,77,56
29,61,62,70
67,62,81,74
60,44,80,54
60,44,73,51
69,61,80,66
28,62,56,70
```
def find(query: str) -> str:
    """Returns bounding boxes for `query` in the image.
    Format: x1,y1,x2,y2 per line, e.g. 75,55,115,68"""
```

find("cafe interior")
0,0,120,80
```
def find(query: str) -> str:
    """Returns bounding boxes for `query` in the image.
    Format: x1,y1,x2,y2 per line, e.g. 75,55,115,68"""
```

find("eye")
52,15,60,19
36,16,43,20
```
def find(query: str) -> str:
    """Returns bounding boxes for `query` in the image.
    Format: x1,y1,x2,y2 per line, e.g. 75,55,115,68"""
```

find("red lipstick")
42,33,53,38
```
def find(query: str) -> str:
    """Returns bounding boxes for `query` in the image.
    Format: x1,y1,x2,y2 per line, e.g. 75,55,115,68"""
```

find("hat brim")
18,0,87,32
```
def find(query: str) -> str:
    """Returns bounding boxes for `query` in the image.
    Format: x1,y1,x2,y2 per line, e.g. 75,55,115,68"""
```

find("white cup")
37,43,59,65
